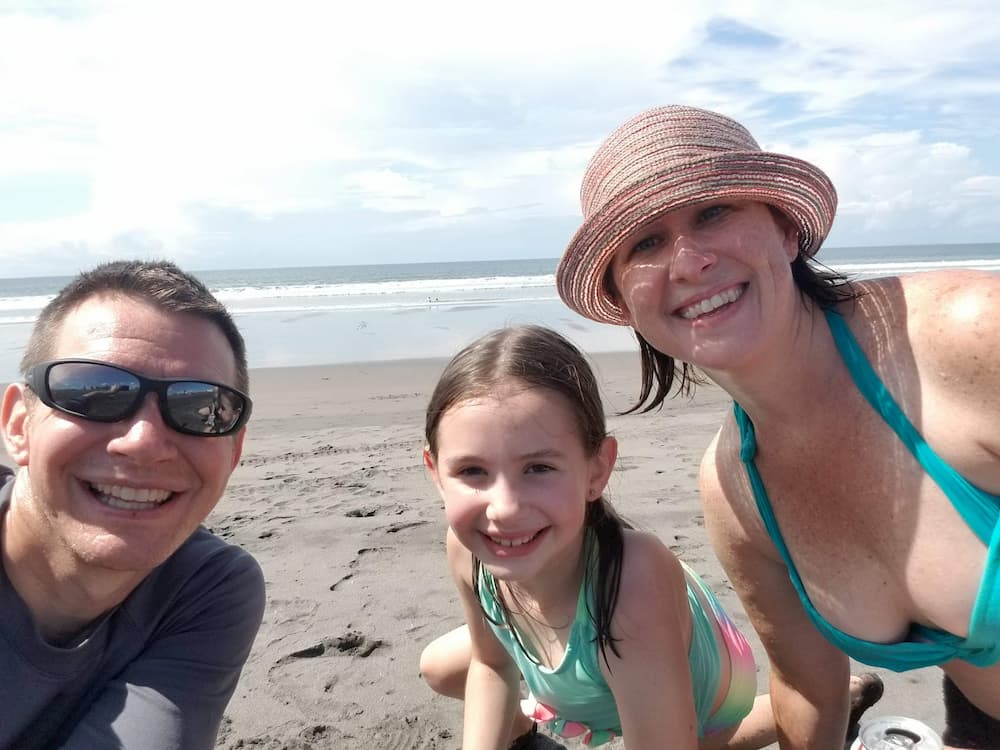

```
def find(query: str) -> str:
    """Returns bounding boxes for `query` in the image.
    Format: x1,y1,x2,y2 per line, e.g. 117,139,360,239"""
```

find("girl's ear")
587,436,618,501
423,447,442,489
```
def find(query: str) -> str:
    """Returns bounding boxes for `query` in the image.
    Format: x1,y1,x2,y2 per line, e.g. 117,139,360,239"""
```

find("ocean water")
1,244,998,384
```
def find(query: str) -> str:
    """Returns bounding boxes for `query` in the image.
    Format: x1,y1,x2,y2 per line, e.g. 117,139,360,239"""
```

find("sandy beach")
1,351,947,748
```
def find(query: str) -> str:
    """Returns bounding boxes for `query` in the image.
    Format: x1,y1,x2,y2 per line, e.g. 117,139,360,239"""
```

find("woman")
555,105,1000,749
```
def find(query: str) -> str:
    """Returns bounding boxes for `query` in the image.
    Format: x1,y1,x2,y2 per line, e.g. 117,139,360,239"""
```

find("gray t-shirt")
0,477,266,750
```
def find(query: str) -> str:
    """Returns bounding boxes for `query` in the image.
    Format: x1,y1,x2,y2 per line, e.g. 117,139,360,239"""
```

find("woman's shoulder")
858,270,1000,385
857,270,998,330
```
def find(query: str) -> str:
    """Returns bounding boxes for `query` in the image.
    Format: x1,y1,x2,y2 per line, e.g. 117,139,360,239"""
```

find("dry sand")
0,352,947,748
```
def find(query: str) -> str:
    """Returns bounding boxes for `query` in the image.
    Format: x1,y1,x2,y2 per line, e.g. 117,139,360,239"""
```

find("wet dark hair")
608,208,860,412
425,324,628,665
21,259,248,393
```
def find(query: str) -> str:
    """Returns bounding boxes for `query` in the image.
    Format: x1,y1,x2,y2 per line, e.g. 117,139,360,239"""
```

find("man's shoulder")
157,527,263,595
0,468,13,502
171,525,261,571
125,528,265,631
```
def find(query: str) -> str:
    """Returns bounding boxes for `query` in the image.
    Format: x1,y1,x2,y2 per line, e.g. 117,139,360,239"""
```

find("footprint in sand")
274,631,385,667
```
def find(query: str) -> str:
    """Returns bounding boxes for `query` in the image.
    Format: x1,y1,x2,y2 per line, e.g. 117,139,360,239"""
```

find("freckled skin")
612,199,1000,743
610,201,800,375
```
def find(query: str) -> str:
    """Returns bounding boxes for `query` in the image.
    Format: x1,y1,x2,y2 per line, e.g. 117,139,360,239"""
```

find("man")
0,260,265,749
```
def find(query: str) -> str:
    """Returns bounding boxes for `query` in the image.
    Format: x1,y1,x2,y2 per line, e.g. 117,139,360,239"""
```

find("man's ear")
230,428,246,470
1,384,32,467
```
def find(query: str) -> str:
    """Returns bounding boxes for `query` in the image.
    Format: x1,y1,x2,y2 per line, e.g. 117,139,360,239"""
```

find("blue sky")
1,0,998,277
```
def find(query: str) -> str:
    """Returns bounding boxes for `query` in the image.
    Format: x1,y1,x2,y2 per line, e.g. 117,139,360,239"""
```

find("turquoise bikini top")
734,307,1000,671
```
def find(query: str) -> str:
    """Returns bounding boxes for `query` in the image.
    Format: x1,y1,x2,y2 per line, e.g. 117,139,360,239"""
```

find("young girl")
420,325,880,749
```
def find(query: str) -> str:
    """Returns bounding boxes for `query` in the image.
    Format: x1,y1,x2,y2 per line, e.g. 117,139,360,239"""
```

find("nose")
668,234,717,282
484,477,521,523
106,393,179,462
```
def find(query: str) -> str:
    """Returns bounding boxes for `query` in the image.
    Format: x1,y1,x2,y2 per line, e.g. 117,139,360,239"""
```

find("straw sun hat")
556,105,837,326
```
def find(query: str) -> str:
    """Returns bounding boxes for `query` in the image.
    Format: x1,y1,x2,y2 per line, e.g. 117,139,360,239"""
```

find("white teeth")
91,483,173,510
679,285,744,319
489,532,538,547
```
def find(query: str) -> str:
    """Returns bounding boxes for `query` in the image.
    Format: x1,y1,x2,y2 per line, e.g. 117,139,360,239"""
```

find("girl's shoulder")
445,527,475,587
619,528,685,565
614,530,689,619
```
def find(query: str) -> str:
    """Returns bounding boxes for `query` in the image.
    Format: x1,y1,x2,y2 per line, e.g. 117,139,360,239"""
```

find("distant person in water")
418,325,881,749
554,104,1000,748
0,260,264,749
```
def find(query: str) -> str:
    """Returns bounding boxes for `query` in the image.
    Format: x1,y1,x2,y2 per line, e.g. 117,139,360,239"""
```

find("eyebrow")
441,448,566,466
519,449,564,460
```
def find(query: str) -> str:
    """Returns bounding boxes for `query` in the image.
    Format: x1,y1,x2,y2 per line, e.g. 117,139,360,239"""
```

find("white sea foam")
834,258,1000,276
227,294,561,316
213,274,556,303
0,294,54,313
0,255,997,336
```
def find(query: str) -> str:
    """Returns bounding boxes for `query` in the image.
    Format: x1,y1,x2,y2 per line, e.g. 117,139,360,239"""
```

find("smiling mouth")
677,284,746,320
488,530,543,548
89,482,175,511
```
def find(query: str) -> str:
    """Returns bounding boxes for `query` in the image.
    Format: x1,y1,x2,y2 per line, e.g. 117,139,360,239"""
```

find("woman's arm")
600,530,701,750
446,529,522,750
701,435,852,749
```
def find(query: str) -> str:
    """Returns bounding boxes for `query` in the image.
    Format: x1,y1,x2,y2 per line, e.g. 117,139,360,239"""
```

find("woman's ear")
587,436,618,501
767,205,800,262
604,265,633,325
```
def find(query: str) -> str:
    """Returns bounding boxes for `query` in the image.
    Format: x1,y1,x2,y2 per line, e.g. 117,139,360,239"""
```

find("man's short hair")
21,260,249,393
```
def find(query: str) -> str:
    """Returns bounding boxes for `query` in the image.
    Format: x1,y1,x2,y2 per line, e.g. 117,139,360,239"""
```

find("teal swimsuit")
735,307,1000,672
478,539,756,745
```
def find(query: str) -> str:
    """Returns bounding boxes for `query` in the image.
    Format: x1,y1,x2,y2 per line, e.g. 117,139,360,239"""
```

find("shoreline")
2,262,997,384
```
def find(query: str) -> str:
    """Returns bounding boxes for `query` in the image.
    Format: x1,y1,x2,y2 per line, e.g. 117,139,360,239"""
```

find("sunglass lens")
166,382,245,435
47,362,141,421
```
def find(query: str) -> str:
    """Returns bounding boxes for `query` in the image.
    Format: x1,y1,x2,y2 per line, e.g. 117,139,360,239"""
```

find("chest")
494,610,621,732
0,595,140,749
506,609,575,670
735,395,993,644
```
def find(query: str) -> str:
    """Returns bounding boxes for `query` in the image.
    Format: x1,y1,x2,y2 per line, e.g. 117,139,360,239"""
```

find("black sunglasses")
25,359,252,437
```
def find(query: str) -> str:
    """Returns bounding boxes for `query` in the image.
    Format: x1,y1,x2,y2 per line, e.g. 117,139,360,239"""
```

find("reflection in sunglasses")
26,359,252,437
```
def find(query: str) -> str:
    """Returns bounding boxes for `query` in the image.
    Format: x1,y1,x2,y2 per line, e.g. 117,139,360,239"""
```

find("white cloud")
1,0,999,274
959,175,1000,196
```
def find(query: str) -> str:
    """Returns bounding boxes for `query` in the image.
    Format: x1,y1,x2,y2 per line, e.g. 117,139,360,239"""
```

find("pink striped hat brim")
557,144,836,326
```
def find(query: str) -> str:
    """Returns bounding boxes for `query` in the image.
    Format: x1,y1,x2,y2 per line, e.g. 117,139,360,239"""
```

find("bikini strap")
733,404,807,591
823,307,997,544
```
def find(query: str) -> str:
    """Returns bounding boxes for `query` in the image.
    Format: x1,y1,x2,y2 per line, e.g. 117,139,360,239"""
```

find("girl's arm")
446,529,522,750
600,530,701,750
